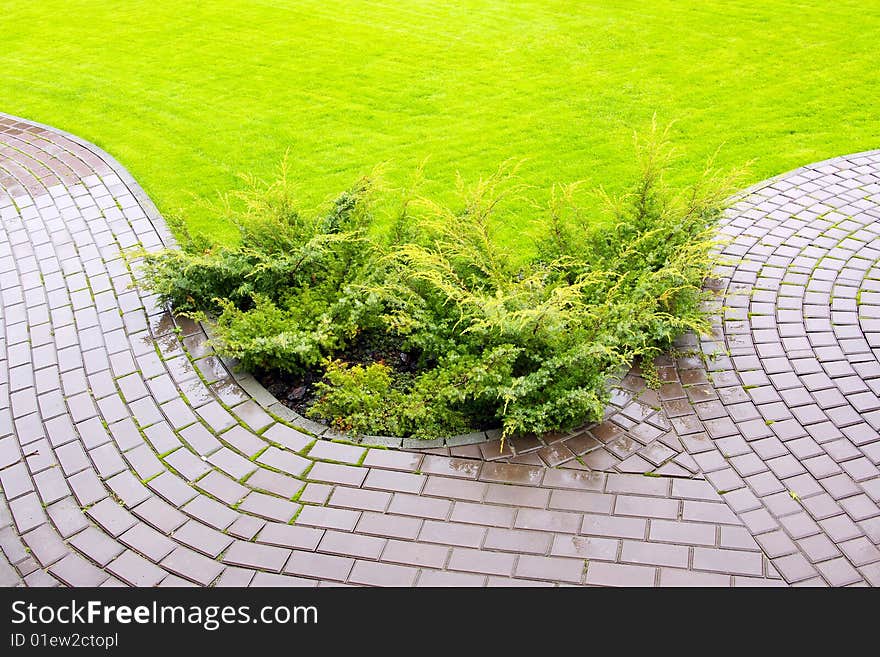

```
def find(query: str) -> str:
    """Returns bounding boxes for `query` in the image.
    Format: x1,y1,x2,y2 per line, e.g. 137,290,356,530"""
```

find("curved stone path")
0,113,878,587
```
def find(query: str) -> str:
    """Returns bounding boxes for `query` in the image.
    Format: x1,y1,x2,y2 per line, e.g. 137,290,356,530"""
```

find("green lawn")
2,1,879,250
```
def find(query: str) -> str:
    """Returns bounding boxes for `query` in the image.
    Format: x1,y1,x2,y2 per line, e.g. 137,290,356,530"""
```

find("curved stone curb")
205,323,495,450
217,328,635,451
1,110,877,587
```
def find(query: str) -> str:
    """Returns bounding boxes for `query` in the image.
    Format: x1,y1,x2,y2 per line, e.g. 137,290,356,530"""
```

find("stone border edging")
6,110,880,586
205,322,501,450
215,149,880,450
0,111,485,450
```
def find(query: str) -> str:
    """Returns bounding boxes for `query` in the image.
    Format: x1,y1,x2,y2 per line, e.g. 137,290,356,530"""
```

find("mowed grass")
2,1,879,252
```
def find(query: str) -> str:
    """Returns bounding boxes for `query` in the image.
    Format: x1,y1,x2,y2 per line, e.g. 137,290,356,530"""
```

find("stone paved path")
0,113,878,587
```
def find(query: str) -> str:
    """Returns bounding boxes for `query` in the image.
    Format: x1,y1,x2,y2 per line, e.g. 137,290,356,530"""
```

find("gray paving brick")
516,554,586,584
285,550,354,582
349,560,418,586
8,113,880,589
161,546,224,585
584,561,654,587
693,547,763,576
355,512,422,540
22,523,69,567
223,540,290,572
49,552,109,586
515,508,582,533
118,522,176,561
581,513,647,540
256,522,324,550
9,492,46,533
107,549,166,586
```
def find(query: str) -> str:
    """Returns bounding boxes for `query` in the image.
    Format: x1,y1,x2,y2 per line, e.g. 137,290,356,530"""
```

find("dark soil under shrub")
254,331,423,420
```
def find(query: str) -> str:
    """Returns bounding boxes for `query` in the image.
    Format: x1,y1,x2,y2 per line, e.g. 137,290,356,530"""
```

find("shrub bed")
136,132,734,440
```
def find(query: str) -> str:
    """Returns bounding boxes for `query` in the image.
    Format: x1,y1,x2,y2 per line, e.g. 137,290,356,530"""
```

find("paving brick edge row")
1,111,878,587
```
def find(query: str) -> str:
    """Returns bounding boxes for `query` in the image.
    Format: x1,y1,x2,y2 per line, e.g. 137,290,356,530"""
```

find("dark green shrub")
135,129,737,440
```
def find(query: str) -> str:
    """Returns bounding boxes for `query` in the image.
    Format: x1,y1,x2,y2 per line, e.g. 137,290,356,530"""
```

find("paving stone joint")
1,111,879,587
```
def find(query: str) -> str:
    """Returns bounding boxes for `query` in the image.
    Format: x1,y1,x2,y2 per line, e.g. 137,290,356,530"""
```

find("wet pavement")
1,112,879,586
